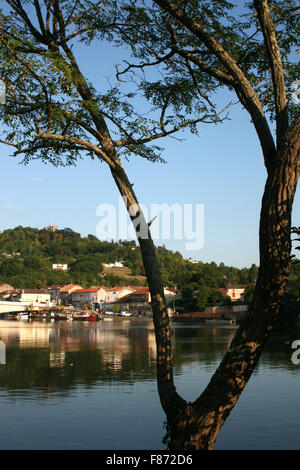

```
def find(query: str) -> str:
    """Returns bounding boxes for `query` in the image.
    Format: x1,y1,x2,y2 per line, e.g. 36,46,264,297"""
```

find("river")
0,318,299,449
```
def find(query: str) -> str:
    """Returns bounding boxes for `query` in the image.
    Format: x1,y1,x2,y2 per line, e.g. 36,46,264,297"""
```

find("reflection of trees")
0,322,298,401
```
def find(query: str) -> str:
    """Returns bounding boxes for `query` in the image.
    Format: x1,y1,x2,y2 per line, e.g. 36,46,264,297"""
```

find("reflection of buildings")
18,324,52,347
0,320,158,370
50,351,66,368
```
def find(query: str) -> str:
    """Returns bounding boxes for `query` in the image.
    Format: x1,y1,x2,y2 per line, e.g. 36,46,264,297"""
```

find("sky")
0,3,299,269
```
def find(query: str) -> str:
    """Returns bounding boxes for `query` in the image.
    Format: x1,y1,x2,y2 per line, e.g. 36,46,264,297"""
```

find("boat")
54,314,69,320
17,312,29,320
89,313,102,321
72,313,90,321
120,311,131,317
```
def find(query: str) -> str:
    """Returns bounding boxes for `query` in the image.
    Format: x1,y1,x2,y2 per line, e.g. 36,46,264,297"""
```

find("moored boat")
72,313,90,321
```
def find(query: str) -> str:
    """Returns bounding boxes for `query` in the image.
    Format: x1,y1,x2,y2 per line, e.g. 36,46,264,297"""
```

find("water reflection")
0,320,298,393
0,319,299,449
0,321,156,395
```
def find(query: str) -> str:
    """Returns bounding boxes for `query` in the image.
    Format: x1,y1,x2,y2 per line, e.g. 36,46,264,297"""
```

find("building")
0,283,14,293
52,263,68,271
0,252,21,258
16,289,51,307
107,286,180,315
71,287,107,310
59,284,82,306
164,287,179,302
218,285,247,302
45,224,58,232
186,258,200,264
104,286,135,304
103,261,124,268
47,285,64,305
114,287,151,316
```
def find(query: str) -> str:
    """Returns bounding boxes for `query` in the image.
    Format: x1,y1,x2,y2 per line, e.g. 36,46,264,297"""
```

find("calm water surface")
0,318,299,450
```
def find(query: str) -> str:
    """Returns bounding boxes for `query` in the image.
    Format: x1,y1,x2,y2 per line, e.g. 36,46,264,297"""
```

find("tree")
105,0,300,449
1,0,299,450
0,0,222,423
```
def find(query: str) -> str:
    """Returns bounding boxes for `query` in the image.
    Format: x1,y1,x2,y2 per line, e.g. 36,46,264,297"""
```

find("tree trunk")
161,118,300,450
109,160,184,410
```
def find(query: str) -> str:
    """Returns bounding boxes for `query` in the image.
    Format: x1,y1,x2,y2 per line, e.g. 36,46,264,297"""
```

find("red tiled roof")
22,289,49,295
106,286,129,291
117,287,150,303
72,288,101,293
132,287,149,294
217,288,228,295
60,284,82,293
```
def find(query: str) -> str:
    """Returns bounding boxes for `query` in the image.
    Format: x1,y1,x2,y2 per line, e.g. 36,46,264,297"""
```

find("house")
47,285,64,305
0,283,14,293
17,289,51,307
52,263,68,271
71,286,107,310
104,286,135,304
103,261,124,268
164,287,179,302
218,284,246,302
106,286,180,315
113,287,152,316
45,224,58,232
1,252,21,258
59,284,82,306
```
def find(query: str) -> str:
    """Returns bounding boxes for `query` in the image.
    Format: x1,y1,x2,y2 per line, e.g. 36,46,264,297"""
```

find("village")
0,281,248,322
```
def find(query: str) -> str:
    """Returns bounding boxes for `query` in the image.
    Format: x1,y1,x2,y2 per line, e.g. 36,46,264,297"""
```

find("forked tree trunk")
108,116,299,450
159,118,300,450
109,161,184,407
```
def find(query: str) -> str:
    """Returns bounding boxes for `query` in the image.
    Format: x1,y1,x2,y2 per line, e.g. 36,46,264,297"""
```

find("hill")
0,226,259,293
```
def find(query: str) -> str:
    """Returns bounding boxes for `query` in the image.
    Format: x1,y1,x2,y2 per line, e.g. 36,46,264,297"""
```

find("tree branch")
34,130,111,164
254,0,289,147
153,0,276,170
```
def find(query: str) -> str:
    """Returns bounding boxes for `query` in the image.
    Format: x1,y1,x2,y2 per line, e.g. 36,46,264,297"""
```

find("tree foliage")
0,0,223,167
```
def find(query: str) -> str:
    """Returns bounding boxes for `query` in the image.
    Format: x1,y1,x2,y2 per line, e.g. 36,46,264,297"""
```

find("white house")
52,263,68,271
18,289,51,307
104,286,135,304
219,285,246,302
103,261,124,268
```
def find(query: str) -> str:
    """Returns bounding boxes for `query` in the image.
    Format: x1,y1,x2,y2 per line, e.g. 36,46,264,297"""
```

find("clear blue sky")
1,14,299,269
